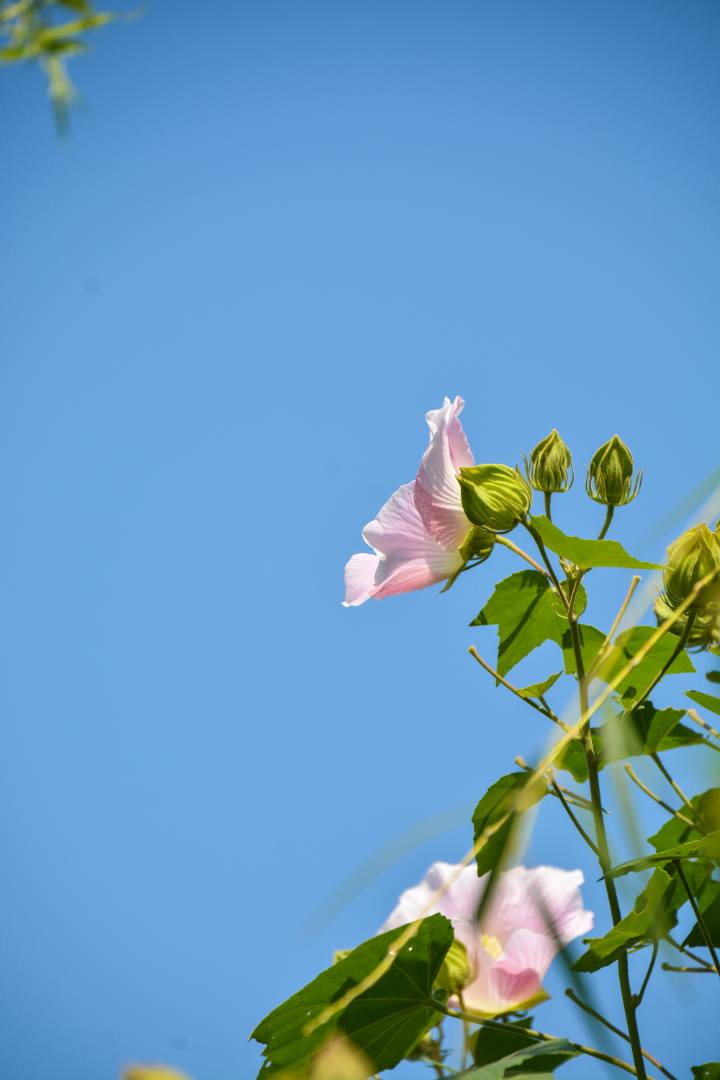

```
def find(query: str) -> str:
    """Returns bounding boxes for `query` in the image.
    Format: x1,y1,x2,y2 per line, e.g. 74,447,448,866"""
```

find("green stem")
544,491,553,521
674,860,720,977
598,505,615,540
633,941,658,1008
494,534,549,577
565,988,677,1080
631,612,696,713
433,1001,639,1076
522,521,569,608
566,604,648,1079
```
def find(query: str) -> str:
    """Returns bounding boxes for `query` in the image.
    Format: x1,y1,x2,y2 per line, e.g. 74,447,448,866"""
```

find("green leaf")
684,880,720,947
473,773,545,877
561,623,605,676
458,1038,577,1078
556,703,702,782
686,690,720,717
574,868,687,971
649,789,720,851
471,571,584,677
707,671,720,684
693,1064,720,1079
473,1019,538,1066
515,672,562,699
251,915,453,1077
594,626,695,699
607,831,720,878
530,515,663,570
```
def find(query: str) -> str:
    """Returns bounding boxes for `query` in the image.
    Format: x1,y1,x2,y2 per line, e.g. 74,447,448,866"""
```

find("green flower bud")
654,594,720,647
458,464,532,533
661,523,720,614
434,938,471,995
585,435,642,507
524,429,573,494
459,525,496,563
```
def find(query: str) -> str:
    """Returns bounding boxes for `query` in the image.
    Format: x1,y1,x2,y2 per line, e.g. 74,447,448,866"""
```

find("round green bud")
460,525,496,563
524,429,573,494
434,938,471,995
662,523,720,615
654,594,720,648
458,464,532,533
585,435,643,507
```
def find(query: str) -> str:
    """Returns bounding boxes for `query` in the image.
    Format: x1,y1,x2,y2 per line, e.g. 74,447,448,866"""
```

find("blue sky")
2,2,719,1077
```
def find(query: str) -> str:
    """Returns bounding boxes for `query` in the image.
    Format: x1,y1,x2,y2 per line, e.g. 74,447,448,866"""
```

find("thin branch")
435,1001,640,1077
550,778,600,855
666,932,715,969
468,647,569,730
565,988,677,1080
623,764,696,830
494,533,550,577
686,707,720,744
587,575,642,680
650,752,698,821
673,860,720,977
633,942,658,1009
662,962,717,974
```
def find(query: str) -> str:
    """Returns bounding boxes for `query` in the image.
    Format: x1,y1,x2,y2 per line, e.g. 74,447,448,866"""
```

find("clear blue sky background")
2,2,719,1078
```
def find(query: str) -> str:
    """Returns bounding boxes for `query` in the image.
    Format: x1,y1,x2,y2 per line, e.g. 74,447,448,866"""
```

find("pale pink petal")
415,397,474,550
485,866,593,946
343,553,380,607
379,861,483,935
345,483,464,605
497,928,556,980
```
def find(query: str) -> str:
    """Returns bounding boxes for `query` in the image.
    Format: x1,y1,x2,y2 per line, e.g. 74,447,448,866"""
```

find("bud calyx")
524,429,573,494
458,464,532,533
586,435,642,507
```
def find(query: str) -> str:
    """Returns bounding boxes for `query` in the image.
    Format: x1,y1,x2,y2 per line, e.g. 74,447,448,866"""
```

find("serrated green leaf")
649,789,720,851
684,881,720,947
607,831,720,878
686,690,720,717
595,626,695,699
471,571,584,677
252,915,453,1077
515,672,562,699
574,869,681,971
458,1038,577,1078
530,515,662,570
556,702,701,782
472,773,545,877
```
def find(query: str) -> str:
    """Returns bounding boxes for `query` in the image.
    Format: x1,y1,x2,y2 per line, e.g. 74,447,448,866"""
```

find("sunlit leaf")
594,626,695,698
458,1038,577,1078
472,772,545,877
607,831,720,878
649,789,720,851
252,915,453,1077
529,516,662,570
515,672,562,699
471,571,584,677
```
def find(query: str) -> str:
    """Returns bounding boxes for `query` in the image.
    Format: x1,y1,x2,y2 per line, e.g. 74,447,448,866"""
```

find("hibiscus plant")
251,397,720,1080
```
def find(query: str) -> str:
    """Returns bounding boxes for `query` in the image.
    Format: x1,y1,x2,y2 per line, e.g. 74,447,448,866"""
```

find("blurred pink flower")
343,396,474,606
380,861,593,1017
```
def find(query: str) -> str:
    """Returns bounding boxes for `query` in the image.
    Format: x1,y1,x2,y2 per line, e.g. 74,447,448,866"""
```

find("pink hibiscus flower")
343,396,474,606
379,861,593,1017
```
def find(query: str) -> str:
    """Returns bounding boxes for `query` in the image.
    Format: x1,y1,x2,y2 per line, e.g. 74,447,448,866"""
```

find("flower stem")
544,491,553,521
598,505,615,540
566,602,648,1079
494,534,549,577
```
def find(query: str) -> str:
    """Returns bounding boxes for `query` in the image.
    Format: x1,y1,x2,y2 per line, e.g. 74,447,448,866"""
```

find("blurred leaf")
124,1068,192,1080
530,516,662,570
473,772,545,877
471,571,584,677
252,915,453,1077
607,831,720,878
594,626,695,699
557,703,703,782
458,1038,577,1078
686,690,720,717
693,1064,720,1079
708,671,720,684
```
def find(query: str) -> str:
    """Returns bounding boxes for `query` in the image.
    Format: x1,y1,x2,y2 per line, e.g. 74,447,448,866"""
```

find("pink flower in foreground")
380,861,593,1017
343,396,474,606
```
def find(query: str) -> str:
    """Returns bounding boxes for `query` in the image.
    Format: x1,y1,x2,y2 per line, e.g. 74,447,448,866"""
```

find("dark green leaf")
252,915,453,1077
707,671,720,684
515,673,562,699
556,703,701,782
594,626,695,699
561,623,606,677
473,1019,538,1066
459,1038,577,1078
684,881,720,947
473,773,545,877
471,571,584,677
686,690,720,717
607,831,720,878
574,869,688,971
693,1064,720,1079
530,516,662,571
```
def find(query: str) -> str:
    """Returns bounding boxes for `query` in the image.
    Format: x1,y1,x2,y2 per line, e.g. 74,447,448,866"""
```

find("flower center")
480,934,503,961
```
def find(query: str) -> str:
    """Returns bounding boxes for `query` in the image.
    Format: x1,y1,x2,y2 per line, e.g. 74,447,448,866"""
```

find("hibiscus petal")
343,553,380,607
415,397,474,550
379,861,483,935
485,866,594,946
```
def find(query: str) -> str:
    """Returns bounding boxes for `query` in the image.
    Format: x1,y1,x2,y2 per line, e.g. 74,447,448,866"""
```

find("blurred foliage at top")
0,0,121,129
